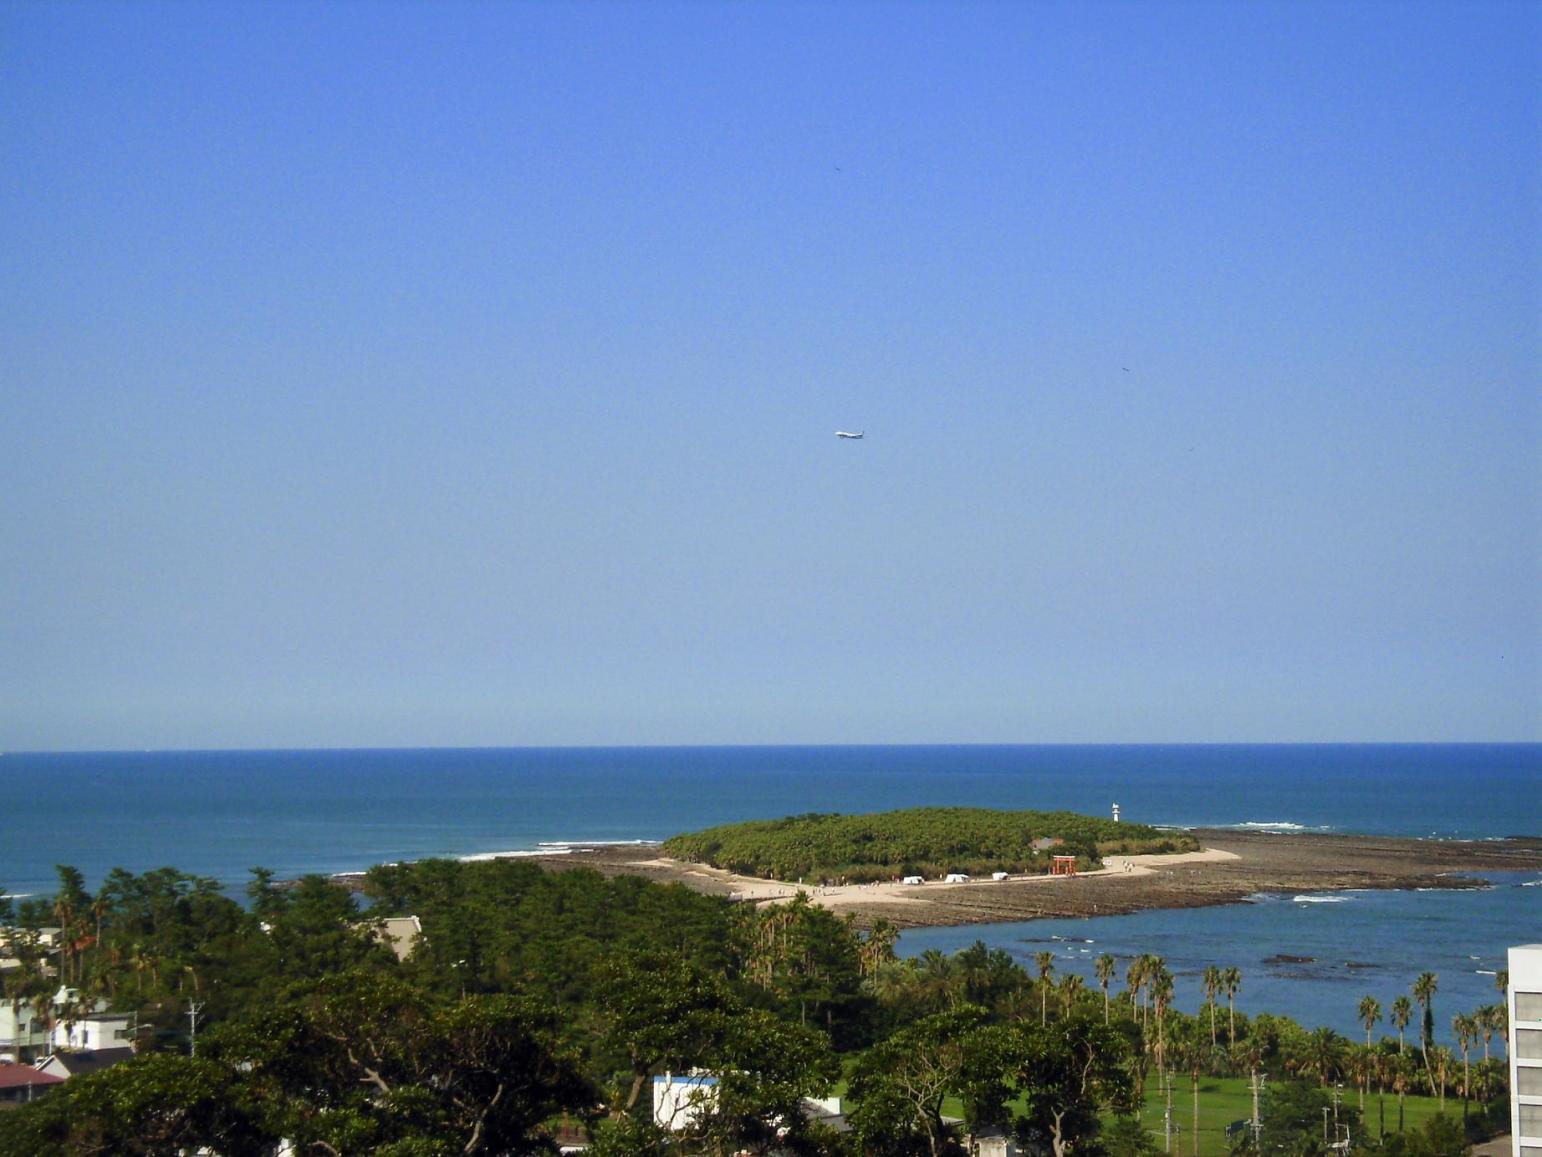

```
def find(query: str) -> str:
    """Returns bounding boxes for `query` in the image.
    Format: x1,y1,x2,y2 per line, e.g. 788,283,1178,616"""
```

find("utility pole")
187,1001,203,1057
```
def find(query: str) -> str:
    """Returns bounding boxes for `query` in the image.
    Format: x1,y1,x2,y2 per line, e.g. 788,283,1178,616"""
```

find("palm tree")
1150,965,1174,1079
1371,1045,1392,1140
915,949,960,1011
1096,953,1117,1023
1390,994,1412,1055
1035,951,1055,1025
1412,972,1438,1093
1172,1019,1210,1157
1126,955,1149,1025
1391,1051,1411,1133
1296,1026,1345,1087
1347,1044,1375,1120
1452,1012,1475,1121
858,918,898,978
1477,1003,1502,1063
51,867,92,987
1142,955,1167,1033
1203,966,1222,1046
1430,1045,1453,1110
1060,972,1085,1017
1357,996,1381,1110
1221,966,1242,1046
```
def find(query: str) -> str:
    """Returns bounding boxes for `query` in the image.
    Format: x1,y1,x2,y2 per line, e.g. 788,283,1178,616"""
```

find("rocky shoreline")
514,829,1542,929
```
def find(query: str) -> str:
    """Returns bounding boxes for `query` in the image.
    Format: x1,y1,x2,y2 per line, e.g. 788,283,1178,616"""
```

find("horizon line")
7,739,1540,758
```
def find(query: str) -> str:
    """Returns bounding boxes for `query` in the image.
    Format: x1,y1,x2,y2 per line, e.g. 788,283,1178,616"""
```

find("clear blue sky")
3,1,1537,749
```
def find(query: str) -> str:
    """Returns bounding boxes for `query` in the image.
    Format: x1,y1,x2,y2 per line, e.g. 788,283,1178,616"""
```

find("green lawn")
1132,1077,1459,1157
845,1068,1463,1156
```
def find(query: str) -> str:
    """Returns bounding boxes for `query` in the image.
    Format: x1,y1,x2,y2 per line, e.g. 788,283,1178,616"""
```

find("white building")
0,1005,48,1062
1511,944,1542,1157
652,1072,719,1132
51,1008,132,1052
48,986,133,1052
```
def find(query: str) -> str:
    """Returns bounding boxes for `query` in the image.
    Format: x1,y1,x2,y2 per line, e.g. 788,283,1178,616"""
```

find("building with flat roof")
1509,944,1542,1157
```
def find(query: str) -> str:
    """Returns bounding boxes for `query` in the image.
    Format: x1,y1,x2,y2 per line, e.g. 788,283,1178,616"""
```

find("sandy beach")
521,830,1542,929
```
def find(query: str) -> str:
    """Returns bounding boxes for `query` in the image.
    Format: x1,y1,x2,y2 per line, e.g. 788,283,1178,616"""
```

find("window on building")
1518,992,1542,1022
1520,1104,1542,1137
1519,1067,1542,1097
1519,1029,1542,1060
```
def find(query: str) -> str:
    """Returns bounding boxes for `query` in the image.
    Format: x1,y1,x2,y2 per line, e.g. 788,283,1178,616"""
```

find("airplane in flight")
835,430,864,439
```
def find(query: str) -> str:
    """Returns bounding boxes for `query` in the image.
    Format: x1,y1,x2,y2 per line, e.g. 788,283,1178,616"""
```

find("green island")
0,858,1508,1157
661,806,1199,882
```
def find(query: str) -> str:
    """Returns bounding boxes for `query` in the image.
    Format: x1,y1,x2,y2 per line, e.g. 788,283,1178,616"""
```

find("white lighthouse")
1112,802,1121,823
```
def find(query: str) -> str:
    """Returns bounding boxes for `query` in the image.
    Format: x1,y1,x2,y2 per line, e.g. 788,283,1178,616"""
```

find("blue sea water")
1,744,1536,1036
897,877,1534,1043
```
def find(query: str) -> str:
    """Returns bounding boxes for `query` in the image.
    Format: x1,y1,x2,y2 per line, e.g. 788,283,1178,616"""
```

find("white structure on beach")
1510,944,1542,1157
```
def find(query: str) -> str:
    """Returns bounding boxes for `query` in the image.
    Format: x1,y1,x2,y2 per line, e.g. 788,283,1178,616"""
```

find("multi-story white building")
0,1004,49,1062
1510,944,1542,1157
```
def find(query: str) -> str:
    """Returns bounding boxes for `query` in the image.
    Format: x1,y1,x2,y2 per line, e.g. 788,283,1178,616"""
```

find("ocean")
2,744,1537,1038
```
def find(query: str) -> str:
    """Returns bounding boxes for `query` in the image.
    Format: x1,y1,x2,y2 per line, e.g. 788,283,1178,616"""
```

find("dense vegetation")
661,807,1198,882
0,861,1507,1157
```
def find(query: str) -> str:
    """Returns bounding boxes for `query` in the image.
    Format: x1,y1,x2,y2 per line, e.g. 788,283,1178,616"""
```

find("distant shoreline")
503,829,1542,929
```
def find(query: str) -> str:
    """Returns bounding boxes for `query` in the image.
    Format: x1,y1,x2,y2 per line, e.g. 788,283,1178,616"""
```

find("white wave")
1520,879,1542,887
1219,821,1334,834
538,839,656,847
458,848,573,862
1476,969,1498,976
1292,894,1350,904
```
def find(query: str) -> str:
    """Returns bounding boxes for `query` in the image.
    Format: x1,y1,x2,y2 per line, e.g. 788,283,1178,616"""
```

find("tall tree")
1221,966,1242,1046
1060,973,1086,1018
1202,966,1222,1047
1000,1012,1138,1157
1357,996,1382,1109
1294,1026,1346,1087
51,866,92,987
1412,972,1438,1094
595,948,732,1114
1452,1012,1476,1122
1390,994,1413,1055
1035,951,1056,1026
848,1006,994,1157
0,1052,272,1156
1096,953,1117,1024
1149,966,1174,1081
688,1010,839,1157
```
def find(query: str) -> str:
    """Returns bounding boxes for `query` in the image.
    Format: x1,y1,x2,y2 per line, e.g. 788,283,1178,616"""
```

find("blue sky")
3,1,1537,749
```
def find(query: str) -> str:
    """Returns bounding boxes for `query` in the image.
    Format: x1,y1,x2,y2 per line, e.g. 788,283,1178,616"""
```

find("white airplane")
835,430,864,439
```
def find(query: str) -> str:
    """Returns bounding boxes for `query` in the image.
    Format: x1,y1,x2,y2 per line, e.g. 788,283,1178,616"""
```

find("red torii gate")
1050,855,1078,877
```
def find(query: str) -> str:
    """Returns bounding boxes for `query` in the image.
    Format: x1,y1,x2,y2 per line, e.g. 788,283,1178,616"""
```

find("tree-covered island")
660,807,1199,883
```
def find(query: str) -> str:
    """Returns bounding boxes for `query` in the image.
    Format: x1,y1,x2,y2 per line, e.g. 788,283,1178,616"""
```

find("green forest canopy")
661,807,1198,882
